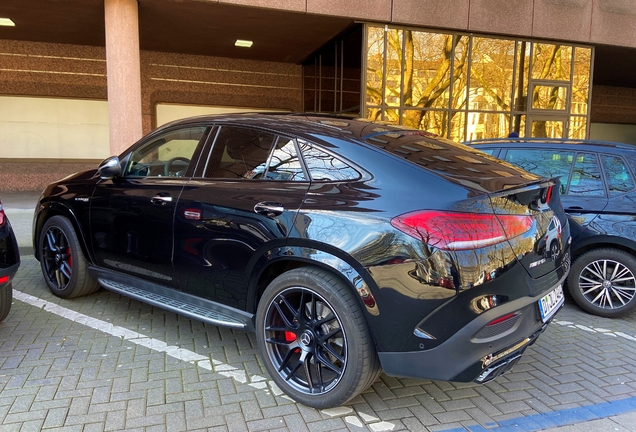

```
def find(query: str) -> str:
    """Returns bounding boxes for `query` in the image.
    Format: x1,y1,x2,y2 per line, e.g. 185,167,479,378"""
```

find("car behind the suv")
470,138,636,318
0,197,20,322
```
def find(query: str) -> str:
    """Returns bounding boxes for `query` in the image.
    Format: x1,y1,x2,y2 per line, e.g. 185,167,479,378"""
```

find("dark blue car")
470,138,636,318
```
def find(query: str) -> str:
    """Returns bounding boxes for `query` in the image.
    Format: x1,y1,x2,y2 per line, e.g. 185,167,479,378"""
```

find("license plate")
538,284,564,322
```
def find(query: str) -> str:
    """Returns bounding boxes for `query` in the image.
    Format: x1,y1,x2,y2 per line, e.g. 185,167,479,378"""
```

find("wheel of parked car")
255,267,381,408
567,248,636,318
39,215,100,298
0,282,12,322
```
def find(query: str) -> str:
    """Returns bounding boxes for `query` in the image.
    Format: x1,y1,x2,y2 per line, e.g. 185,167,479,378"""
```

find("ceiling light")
235,39,253,48
0,18,15,27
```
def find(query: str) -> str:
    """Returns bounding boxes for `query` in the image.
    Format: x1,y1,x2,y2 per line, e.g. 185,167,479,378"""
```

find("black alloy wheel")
256,267,380,408
568,248,636,318
41,224,73,291
264,287,346,395
39,216,100,298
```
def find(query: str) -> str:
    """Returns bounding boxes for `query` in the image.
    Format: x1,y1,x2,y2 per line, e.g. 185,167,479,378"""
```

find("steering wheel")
164,157,191,176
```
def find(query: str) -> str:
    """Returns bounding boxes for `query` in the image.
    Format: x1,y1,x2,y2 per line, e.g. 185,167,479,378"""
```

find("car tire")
0,282,12,322
567,248,636,318
255,266,381,408
39,215,100,298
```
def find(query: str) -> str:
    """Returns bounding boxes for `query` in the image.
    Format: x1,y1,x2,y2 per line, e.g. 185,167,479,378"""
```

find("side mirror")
98,156,122,179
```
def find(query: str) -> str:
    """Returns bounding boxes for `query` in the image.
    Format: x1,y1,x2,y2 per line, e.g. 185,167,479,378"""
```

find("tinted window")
568,153,604,196
601,155,635,195
258,137,307,181
125,127,206,178
503,149,574,194
203,126,275,179
298,139,360,181
477,148,495,155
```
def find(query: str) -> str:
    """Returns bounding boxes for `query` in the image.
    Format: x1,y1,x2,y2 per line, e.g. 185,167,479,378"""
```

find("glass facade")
364,25,593,140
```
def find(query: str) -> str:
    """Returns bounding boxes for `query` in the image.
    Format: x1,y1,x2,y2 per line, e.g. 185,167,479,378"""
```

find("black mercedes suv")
470,138,636,318
33,114,570,408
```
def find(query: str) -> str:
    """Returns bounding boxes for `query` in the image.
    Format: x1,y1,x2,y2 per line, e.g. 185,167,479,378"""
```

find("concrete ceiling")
0,0,354,63
0,0,635,85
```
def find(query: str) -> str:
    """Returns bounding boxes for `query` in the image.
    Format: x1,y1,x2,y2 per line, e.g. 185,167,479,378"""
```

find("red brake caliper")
284,332,300,352
66,247,72,268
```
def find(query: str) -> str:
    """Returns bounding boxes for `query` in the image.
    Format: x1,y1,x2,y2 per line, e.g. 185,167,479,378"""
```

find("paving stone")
3,257,636,432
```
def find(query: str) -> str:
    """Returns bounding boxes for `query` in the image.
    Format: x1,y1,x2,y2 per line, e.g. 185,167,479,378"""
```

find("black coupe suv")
470,138,636,318
0,197,20,322
33,114,570,408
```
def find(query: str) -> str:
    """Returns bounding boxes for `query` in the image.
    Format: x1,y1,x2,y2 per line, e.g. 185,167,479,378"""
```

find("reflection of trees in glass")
299,140,360,181
601,155,635,194
569,153,604,196
263,138,305,181
572,47,591,115
364,26,592,139
366,27,468,130
504,149,573,193
470,38,515,112
531,44,570,137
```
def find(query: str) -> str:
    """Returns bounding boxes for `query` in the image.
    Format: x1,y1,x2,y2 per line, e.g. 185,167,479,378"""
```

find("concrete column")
104,0,143,155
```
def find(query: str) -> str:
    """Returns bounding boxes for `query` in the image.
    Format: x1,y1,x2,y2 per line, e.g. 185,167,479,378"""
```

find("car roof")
467,137,636,154
159,112,425,142
159,113,545,193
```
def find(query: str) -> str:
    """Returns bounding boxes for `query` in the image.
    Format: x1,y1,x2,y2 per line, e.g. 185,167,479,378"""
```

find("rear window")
364,132,532,179
601,155,635,195
503,149,574,194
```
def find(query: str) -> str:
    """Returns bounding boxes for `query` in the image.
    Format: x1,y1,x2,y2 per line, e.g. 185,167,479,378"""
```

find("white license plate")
538,284,564,322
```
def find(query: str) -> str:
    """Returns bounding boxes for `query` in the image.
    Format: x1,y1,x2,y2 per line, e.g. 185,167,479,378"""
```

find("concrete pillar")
104,0,143,155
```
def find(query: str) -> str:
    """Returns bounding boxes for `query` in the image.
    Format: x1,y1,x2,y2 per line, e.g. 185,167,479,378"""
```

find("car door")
173,125,310,309
89,125,211,286
501,147,609,240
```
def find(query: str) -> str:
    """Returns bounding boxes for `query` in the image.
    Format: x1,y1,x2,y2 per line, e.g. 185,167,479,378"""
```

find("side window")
203,126,276,179
601,155,635,195
477,148,495,156
256,137,307,181
503,149,574,194
298,139,360,181
124,127,206,178
568,153,605,196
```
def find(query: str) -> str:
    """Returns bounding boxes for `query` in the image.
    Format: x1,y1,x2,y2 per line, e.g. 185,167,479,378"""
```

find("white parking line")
12,289,395,431
554,319,636,341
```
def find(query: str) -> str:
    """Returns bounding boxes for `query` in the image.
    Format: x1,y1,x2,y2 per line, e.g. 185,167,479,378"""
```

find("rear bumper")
0,221,20,275
0,262,20,283
377,278,564,382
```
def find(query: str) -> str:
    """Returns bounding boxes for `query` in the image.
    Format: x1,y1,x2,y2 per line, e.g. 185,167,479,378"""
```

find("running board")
89,267,254,331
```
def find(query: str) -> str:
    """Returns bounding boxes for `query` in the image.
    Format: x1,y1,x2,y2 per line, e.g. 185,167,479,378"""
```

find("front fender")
33,201,93,264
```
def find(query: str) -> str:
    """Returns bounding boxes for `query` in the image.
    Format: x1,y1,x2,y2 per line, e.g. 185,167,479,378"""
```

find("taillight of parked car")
0,201,5,226
391,210,533,251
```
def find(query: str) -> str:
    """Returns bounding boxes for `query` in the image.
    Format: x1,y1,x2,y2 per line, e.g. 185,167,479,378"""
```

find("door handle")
151,193,173,205
254,202,285,216
566,206,583,211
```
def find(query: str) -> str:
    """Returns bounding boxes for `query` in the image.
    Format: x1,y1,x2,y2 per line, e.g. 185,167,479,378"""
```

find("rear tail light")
391,210,533,251
0,202,4,226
